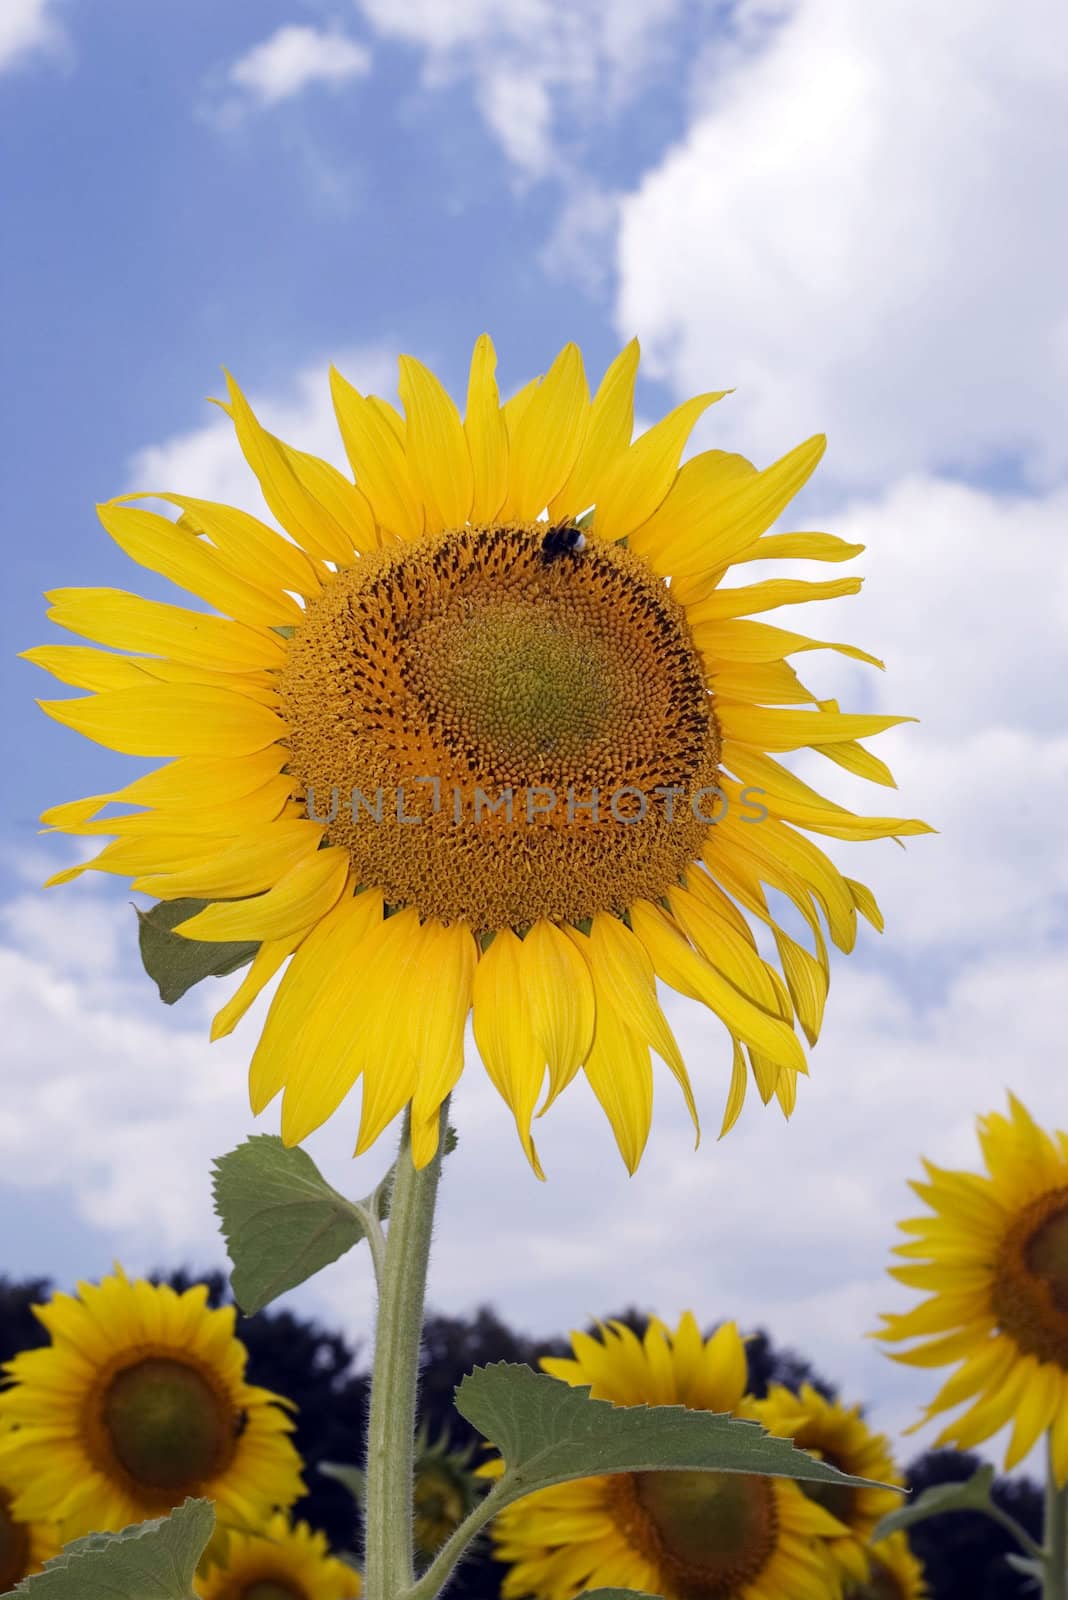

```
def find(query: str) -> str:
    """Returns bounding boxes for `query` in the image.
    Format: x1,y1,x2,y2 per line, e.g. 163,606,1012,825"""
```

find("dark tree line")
0,1275,1043,1598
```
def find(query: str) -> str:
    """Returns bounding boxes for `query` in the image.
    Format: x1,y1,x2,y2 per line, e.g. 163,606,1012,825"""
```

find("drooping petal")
175,847,350,942
472,930,546,1177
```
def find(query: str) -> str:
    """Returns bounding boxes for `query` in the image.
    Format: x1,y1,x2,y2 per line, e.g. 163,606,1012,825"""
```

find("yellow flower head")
29,339,928,1172
489,1314,846,1600
195,1511,361,1600
0,1480,58,1592
845,1531,928,1600
753,1381,903,1589
876,1094,1068,1482
0,1270,303,1538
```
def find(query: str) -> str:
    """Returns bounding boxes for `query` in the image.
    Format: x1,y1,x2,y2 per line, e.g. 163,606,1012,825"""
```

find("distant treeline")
0,1274,1042,1599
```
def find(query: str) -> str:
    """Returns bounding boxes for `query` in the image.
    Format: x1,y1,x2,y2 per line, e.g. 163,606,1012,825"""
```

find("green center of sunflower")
242,1583,304,1600
618,1469,777,1597
281,524,719,931
102,1357,235,1490
0,1493,31,1593
992,1187,1068,1366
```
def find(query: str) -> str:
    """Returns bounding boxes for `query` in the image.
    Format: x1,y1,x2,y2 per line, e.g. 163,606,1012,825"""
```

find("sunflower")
876,1095,1068,1481
195,1512,360,1600
752,1382,902,1588
0,1270,303,1537
0,1481,58,1591
845,1532,928,1600
28,339,928,1172
488,1315,845,1599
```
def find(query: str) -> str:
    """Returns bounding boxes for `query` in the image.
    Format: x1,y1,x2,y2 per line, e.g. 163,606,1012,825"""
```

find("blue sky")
2,0,1067,1469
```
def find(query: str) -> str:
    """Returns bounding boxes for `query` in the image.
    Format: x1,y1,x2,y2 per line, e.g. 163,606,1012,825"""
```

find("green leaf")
319,1461,366,1505
213,1136,373,1314
136,899,258,1005
871,1464,995,1541
3,1497,214,1598
455,1364,899,1504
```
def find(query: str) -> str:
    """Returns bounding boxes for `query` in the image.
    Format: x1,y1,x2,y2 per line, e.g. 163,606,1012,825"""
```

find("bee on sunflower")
0,1270,303,1539
27,338,928,1174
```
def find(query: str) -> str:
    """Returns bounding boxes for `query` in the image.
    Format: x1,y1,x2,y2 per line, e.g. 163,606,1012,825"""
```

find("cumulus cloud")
352,0,682,177
615,0,1068,485
227,24,372,109
0,0,66,73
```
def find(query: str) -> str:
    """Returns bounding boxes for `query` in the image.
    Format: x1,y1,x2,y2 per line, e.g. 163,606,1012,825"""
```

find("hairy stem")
363,1107,446,1600
1046,1434,1068,1600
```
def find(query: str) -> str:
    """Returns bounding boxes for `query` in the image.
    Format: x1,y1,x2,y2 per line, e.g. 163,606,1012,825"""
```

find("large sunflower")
28,339,927,1171
195,1512,361,1600
0,1481,58,1591
489,1315,845,1599
876,1095,1068,1480
0,1270,303,1536
753,1382,902,1589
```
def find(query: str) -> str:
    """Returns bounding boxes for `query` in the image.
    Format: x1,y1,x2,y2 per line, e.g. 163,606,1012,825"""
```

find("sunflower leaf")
455,1363,899,1500
213,1135,371,1313
135,898,259,1004
2,1496,214,1598
870,1463,996,1541
319,1460,366,1504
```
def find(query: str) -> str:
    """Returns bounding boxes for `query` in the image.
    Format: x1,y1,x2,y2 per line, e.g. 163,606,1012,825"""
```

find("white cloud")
227,25,371,108
615,0,1068,485
353,0,682,177
0,0,66,73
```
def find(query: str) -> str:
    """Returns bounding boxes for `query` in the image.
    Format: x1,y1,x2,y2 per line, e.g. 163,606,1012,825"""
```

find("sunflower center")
242,1583,304,1600
992,1187,1068,1366
101,1357,235,1490
281,524,720,930
0,1493,31,1593
616,1469,777,1598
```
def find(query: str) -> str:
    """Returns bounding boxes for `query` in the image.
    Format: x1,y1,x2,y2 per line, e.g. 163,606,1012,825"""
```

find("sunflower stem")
1045,1434,1068,1600
363,1106,446,1600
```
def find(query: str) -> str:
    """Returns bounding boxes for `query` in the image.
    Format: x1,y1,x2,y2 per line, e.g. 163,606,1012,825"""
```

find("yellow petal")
504,343,590,521
567,927,653,1174
136,493,324,595
211,930,309,1041
45,587,286,671
549,339,639,520
38,685,286,757
221,374,357,564
631,899,806,1078
330,365,424,540
409,920,478,1167
249,888,381,1115
592,391,727,543
716,704,913,752
735,530,865,564
399,354,474,532
472,930,546,1177
634,435,826,578
695,617,884,671
21,645,155,693
664,887,785,1018
133,820,321,900
275,439,378,556
719,1038,748,1138
817,739,897,788
40,749,289,829
97,501,301,627
519,920,595,1112
175,846,350,941
464,334,509,524
690,575,862,626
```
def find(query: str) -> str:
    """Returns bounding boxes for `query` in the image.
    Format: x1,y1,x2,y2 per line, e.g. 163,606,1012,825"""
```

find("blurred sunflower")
876,1095,1068,1480
0,1270,303,1536
28,339,927,1171
488,1315,844,1599
195,1512,360,1600
753,1382,902,1589
846,1531,928,1599
0,1482,58,1591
